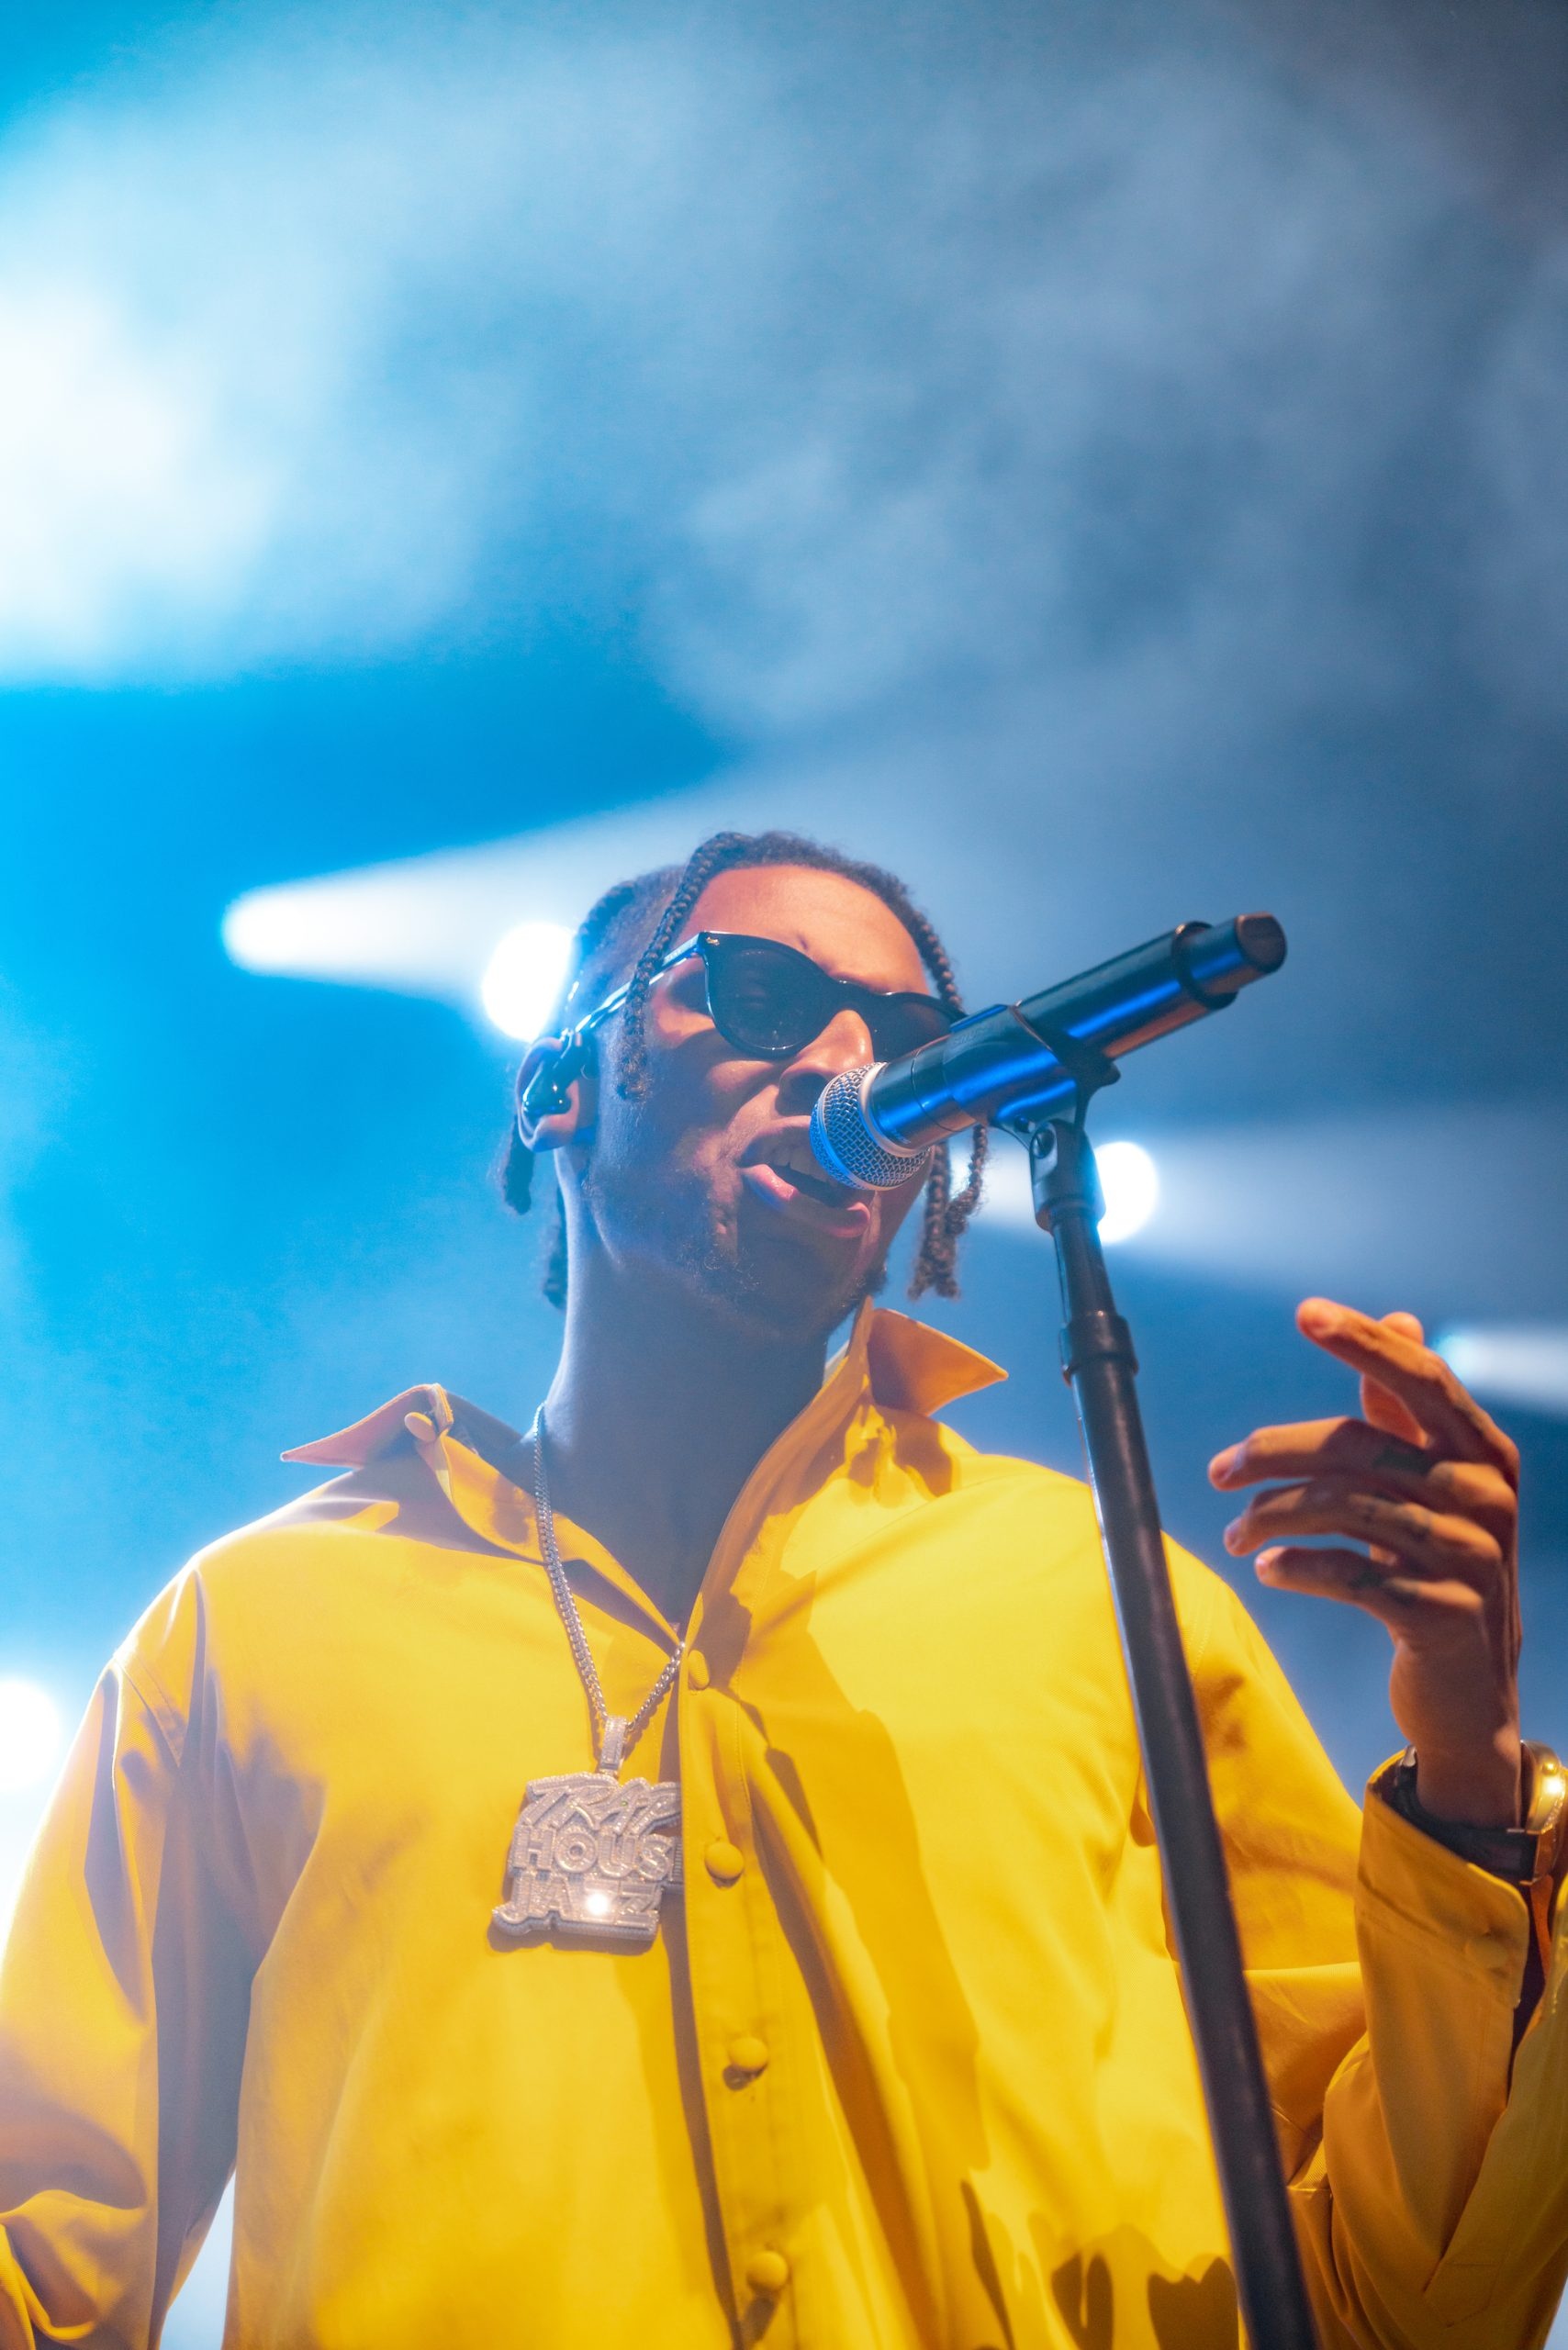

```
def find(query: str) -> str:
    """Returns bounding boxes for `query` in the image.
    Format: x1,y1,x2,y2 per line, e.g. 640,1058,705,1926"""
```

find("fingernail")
1256,1548,1283,1579
1223,1516,1248,1553
1208,1447,1238,1484
1299,1302,1335,1336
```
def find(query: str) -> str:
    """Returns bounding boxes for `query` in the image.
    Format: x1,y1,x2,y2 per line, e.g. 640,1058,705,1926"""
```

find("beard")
577,1147,889,1343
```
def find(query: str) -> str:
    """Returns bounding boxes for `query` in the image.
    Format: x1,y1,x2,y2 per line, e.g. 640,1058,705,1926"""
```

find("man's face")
567,865,936,1339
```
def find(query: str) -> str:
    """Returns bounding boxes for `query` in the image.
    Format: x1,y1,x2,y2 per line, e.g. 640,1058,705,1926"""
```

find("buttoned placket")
672,1339,880,2343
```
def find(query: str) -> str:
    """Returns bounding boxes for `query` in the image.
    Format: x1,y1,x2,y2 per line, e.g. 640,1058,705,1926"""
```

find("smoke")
0,0,1562,747
0,15,741,676
1475,244,1568,722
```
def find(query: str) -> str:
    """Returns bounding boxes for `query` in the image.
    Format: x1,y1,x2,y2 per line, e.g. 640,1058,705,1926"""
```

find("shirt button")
727,2034,769,2076
403,1411,439,1442
705,1840,745,1884
745,2249,790,2298
687,1653,711,1690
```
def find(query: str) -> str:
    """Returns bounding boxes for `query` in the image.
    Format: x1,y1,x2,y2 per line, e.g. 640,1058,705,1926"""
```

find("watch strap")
1382,1742,1567,1884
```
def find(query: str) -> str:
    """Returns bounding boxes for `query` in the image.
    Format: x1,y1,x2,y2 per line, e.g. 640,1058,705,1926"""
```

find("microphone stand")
1008,1078,1318,2350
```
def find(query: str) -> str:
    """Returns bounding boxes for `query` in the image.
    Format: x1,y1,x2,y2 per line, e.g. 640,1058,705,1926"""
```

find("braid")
499,828,987,1305
614,832,752,1100
849,882,989,1299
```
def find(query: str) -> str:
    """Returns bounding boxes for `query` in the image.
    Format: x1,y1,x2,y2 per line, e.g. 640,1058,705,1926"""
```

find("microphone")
809,914,1286,1191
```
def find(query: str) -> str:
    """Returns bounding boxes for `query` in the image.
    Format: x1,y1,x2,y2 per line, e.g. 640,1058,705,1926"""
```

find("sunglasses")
566,931,953,1066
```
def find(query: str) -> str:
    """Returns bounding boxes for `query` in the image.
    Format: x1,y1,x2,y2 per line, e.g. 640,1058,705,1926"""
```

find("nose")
776,1005,883,1113
775,1006,877,1114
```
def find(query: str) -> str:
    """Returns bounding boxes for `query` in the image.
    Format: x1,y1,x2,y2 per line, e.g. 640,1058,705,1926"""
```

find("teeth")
787,1162,847,1203
758,1151,840,1200
755,1139,855,1203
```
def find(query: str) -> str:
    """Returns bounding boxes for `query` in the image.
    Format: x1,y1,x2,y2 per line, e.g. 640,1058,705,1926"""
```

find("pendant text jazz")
492,1769,683,1950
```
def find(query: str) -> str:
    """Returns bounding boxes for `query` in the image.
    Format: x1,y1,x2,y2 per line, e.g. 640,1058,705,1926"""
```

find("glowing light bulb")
0,1679,63,1795
479,922,574,1041
1096,1141,1159,1246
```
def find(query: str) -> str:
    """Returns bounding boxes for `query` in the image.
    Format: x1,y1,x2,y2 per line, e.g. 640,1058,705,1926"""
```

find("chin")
686,1226,886,1343
589,1160,889,1340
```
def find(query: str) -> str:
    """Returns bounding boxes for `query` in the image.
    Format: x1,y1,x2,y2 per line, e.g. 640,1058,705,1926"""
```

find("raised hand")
1209,1298,1522,1829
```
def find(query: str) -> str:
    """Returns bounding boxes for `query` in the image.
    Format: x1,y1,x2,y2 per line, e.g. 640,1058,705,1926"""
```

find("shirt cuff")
1362,1757,1532,1998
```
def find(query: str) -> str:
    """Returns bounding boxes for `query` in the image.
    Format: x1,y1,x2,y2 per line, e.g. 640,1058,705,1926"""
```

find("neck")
537,1255,837,1628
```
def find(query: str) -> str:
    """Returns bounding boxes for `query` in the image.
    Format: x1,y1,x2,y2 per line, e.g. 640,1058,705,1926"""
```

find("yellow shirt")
3,1304,1567,2348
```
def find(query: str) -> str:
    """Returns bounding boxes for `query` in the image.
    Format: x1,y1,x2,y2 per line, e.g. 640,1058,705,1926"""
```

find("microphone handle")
870,914,1284,1151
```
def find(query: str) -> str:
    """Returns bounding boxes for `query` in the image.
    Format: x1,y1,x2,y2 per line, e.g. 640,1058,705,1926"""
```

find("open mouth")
740,1140,871,1235
762,1157,852,1208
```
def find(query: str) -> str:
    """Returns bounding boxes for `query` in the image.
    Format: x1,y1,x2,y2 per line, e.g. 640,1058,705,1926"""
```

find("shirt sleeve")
1189,1564,1568,2350
0,1573,252,2349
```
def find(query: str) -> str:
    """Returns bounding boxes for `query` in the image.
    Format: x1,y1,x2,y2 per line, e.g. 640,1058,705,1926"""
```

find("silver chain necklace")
491,1408,687,1949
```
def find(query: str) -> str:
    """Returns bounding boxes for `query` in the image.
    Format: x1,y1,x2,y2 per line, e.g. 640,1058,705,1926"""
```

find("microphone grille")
810,1068,934,1192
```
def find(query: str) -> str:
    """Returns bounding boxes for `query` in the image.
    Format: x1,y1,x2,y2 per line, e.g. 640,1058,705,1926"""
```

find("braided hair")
500,829,987,1306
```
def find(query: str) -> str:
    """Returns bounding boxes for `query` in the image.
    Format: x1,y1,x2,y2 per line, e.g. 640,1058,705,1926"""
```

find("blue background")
1,2,1566,2335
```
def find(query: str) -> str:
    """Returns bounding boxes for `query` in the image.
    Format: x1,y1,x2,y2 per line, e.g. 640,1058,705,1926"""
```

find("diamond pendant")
491,1718,682,1949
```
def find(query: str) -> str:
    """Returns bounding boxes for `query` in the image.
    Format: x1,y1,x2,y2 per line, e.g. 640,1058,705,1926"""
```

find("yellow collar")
281,1300,1004,1634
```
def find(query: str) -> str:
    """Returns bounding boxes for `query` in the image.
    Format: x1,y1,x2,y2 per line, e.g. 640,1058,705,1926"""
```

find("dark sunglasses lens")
706,940,830,1056
704,936,952,1060
868,998,951,1061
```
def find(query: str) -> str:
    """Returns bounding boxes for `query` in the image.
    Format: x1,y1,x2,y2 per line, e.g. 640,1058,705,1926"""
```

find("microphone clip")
998,1018,1118,1138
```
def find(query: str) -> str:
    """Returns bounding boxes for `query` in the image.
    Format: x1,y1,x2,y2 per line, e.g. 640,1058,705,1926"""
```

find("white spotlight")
479,922,574,1041
221,892,316,974
0,1679,63,1795
1096,1140,1159,1246
1436,1327,1568,1417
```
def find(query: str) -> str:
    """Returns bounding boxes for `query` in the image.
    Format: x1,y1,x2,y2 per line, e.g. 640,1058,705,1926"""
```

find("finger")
1208,1420,1517,1535
1253,1544,1484,1633
1213,1416,1440,1489
1361,1311,1428,1445
1294,1298,1518,1472
1224,1481,1504,1581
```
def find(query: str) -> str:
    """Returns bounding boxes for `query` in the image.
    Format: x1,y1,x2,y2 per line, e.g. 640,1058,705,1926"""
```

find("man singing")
3,828,1565,2348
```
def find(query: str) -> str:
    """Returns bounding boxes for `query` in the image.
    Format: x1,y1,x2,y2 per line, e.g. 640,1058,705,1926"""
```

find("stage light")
1436,1327,1568,1418
222,891,314,973
479,922,575,1041
0,1679,63,1796
1096,1140,1159,1245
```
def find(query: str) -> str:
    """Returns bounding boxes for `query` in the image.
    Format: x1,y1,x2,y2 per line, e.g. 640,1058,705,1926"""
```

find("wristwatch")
1383,1742,1568,1884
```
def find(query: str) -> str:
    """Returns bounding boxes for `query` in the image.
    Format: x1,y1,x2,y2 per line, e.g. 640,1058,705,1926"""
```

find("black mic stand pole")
1014,1091,1318,2350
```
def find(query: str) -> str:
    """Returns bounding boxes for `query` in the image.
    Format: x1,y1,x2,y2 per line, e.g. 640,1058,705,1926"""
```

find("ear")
514,1035,597,1153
